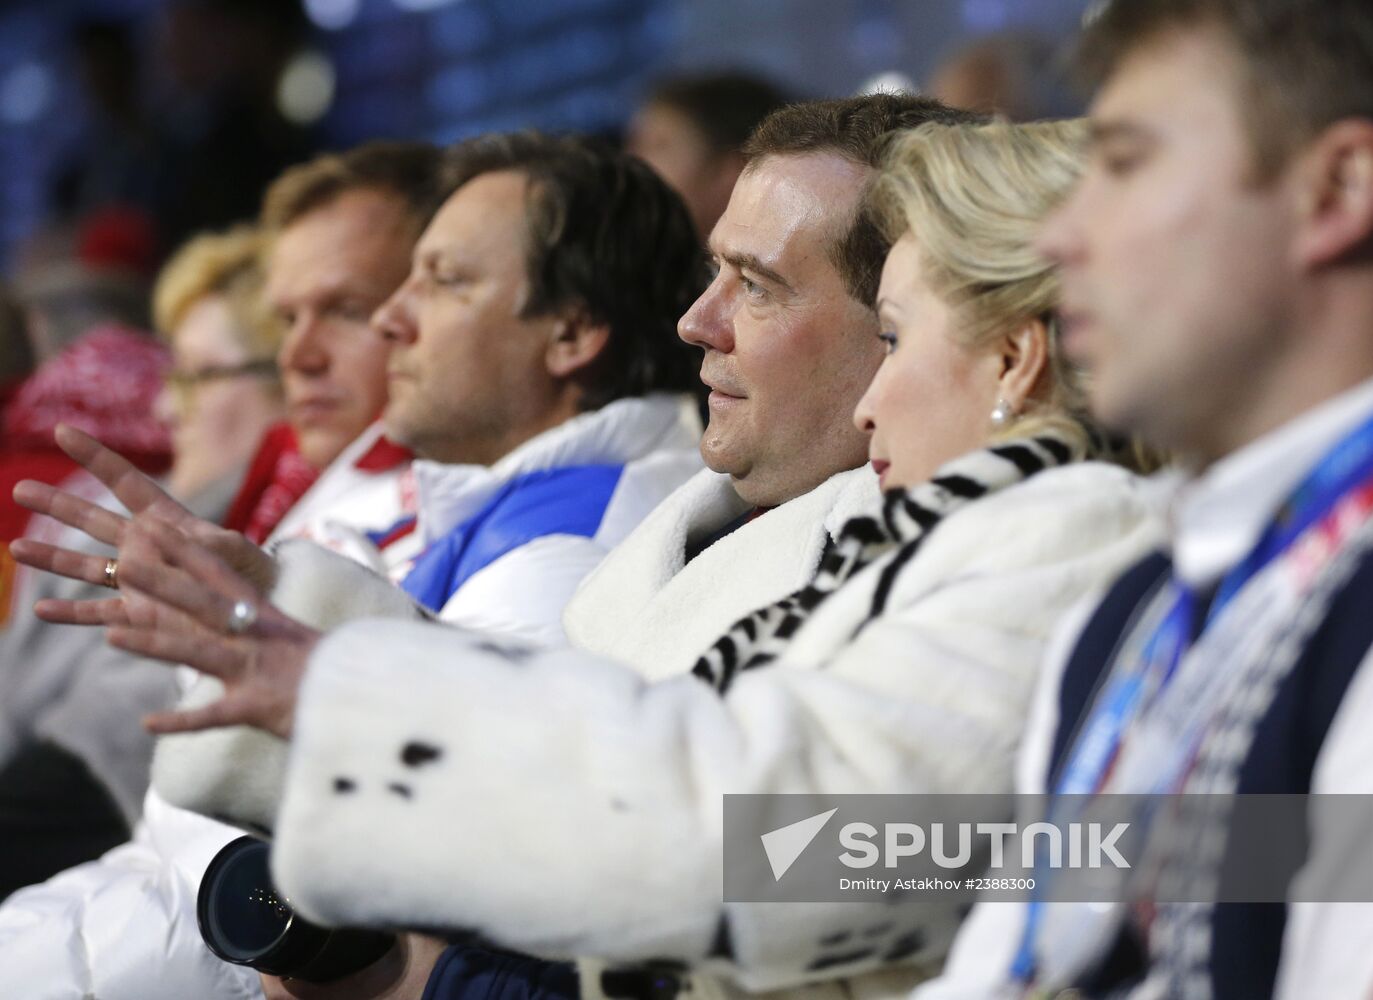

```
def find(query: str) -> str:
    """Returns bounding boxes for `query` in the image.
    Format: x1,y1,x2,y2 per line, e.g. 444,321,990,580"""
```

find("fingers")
107,622,245,678
117,520,263,636
142,698,252,735
12,480,127,546
187,523,277,594
54,424,189,522
108,551,238,645
10,538,119,589
34,596,129,627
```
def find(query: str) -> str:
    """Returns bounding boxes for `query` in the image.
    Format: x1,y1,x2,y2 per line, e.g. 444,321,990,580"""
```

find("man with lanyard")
913,1,1373,998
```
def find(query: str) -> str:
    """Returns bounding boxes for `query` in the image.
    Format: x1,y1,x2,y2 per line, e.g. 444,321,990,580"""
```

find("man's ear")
545,311,611,380
1293,119,1373,270
996,317,1050,413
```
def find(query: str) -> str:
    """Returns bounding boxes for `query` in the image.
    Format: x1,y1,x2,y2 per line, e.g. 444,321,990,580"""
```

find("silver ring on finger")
102,559,119,589
226,599,258,636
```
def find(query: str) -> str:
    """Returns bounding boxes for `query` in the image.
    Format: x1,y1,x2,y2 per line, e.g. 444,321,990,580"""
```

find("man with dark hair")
568,97,989,666
628,71,791,238
918,1,1373,998
377,131,704,459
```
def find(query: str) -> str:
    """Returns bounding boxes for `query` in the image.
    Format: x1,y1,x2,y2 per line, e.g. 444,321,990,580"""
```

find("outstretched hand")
106,515,320,740
9,424,276,626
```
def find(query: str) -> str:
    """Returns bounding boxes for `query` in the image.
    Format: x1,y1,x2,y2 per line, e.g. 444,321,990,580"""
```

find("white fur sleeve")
269,471,1158,991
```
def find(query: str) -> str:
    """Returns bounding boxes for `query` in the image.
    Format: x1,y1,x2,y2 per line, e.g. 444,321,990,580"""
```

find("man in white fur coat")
564,96,992,679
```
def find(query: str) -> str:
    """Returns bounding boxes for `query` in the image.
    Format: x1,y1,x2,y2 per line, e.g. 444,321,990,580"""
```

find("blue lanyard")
1011,407,1373,987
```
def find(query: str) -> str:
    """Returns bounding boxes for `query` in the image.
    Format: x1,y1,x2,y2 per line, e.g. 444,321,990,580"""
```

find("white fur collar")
563,465,880,682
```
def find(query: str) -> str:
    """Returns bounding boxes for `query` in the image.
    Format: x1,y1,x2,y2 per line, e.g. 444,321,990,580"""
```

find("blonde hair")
152,226,281,360
870,119,1101,456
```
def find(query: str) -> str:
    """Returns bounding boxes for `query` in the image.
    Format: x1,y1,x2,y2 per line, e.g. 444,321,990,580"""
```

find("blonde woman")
19,122,1159,1000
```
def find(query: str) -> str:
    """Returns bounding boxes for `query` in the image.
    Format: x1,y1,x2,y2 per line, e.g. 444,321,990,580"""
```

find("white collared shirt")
1167,375,1373,588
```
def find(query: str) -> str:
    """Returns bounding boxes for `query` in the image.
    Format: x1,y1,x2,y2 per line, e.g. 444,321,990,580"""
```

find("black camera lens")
198,836,394,983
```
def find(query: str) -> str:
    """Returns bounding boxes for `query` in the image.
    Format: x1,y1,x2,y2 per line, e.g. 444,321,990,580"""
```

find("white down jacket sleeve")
267,465,1160,994
0,791,262,1000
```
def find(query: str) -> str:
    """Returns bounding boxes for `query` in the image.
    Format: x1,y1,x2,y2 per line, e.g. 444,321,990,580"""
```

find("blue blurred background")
0,0,1094,274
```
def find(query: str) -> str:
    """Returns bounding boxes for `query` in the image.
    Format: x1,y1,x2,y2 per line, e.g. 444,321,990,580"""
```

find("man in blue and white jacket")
261,132,710,646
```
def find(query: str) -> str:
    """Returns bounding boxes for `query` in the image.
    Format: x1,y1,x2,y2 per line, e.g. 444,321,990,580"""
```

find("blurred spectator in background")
49,18,163,231
47,0,320,262
10,208,154,367
153,227,283,501
153,0,318,252
0,310,167,552
0,287,33,406
627,70,792,238
0,202,164,551
928,32,1076,121
0,225,284,902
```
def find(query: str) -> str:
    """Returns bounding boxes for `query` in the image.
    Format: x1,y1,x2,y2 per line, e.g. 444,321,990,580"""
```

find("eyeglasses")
165,359,279,410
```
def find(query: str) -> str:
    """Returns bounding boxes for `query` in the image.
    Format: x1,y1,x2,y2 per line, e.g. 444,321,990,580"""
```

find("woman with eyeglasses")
153,227,285,504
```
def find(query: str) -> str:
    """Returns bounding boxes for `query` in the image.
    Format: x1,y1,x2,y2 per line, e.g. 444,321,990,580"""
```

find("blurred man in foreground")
920,1,1373,997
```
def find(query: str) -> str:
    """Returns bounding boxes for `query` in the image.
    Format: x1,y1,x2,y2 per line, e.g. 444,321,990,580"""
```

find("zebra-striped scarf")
691,432,1081,692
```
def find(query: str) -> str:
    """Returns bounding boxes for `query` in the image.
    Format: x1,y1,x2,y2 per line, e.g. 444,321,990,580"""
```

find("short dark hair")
1077,0,1373,175
439,132,708,410
261,141,445,235
742,95,989,305
644,71,792,156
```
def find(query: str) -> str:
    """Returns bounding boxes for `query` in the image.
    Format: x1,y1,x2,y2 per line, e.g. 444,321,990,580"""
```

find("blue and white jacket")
390,392,704,642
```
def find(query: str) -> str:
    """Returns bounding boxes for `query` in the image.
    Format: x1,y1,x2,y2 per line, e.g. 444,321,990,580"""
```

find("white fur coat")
264,462,1161,1000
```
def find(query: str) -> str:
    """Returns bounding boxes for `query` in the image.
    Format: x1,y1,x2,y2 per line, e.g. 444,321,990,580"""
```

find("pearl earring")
990,398,1014,427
